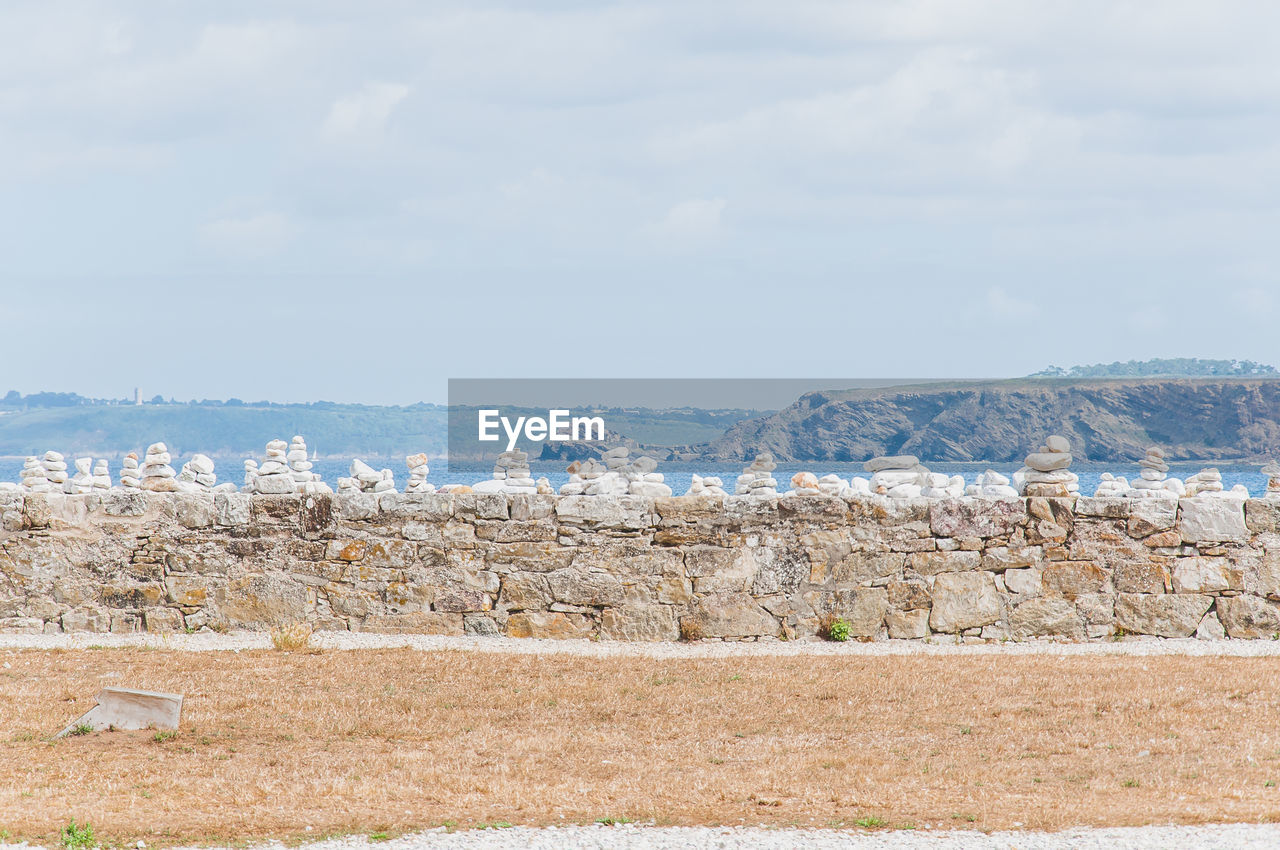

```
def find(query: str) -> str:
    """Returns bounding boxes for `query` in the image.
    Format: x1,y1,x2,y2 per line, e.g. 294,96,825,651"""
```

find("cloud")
200,211,297,258
650,198,727,242
321,82,411,143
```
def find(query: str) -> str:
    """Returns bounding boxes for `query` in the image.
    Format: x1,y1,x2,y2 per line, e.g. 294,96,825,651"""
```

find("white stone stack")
684,474,729,497
626,454,672,498
404,453,435,494
119,452,141,489
340,459,394,494
789,471,823,497
140,443,178,492
1092,473,1131,498
536,476,554,495
864,455,926,498
91,460,111,491
177,454,217,491
42,451,69,492
20,456,53,492
251,440,295,494
818,474,847,497
845,476,872,497
242,459,259,491
287,436,328,493
474,450,537,494
1264,462,1280,501
1128,446,1182,499
69,458,95,494
921,472,965,499
966,470,1020,499
560,459,601,495
1184,468,1247,499
735,453,779,497
1018,436,1078,497
559,454,631,496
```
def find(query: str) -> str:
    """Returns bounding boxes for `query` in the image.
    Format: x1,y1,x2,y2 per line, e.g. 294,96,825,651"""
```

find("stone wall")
4,488,1280,641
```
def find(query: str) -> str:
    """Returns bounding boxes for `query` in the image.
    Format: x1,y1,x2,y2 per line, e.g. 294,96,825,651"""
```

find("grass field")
2,648,1280,845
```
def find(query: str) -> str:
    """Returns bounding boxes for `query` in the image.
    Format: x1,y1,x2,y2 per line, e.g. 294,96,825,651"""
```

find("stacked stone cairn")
119,452,141,489
965,470,1019,499
473,450,537,494
535,477,554,495
246,440,293,494
684,474,729,497
735,453,779,497
91,460,111,491
337,458,394,494
243,459,259,491
626,454,672,498
287,436,330,494
42,451,69,491
19,457,50,492
403,453,435,494
1017,436,1078,497
140,443,179,492
1093,473,1130,497
789,471,823,496
865,455,926,498
818,474,848,496
1264,461,1280,501
560,459,603,495
175,454,217,491
1128,446,1183,498
921,471,965,498
68,458,95,494
1184,468,1248,499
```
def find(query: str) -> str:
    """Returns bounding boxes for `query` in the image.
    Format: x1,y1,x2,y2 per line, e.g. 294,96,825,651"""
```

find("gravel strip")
3,631,1280,657
9,823,1274,850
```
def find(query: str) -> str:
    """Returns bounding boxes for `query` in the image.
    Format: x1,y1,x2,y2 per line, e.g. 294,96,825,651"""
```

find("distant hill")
1030,358,1277,379
698,377,1280,463
0,392,761,460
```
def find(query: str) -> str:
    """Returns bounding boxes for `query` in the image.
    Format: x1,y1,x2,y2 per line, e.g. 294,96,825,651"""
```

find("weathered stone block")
600,605,679,641
886,608,930,639
1041,561,1105,599
506,611,592,639
546,568,624,607
1245,499,1280,534
1010,598,1082,638
214,492,251,526
555,495,649,529
334,493,380,521
907,550,980,576
1003,568,1042,596
929,572,1001,632
689,592,779,638
831,552,905,584
1074,497,1131,519
886,579,931,610
1114,593,1212,637
103,489,149,518
1216,596,1280,639
361,612,463,635
980,547,1037,572
1128,499,1178,536
1179,498,1247,543
929,498,1024,538
1172,557,1240,594
1112,559,1170,594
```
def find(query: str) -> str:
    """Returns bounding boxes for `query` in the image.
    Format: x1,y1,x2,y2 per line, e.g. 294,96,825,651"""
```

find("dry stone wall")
4,488,1280,641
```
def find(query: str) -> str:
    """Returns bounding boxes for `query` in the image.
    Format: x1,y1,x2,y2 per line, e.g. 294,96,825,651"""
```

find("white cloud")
650,198,727,241
200,211,297,258
322,82,410,143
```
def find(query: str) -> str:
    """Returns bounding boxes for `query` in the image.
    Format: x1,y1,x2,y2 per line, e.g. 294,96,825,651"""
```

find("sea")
0,457,1271,498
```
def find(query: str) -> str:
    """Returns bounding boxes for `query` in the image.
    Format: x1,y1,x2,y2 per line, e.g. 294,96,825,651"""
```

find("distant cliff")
698,379,1280,463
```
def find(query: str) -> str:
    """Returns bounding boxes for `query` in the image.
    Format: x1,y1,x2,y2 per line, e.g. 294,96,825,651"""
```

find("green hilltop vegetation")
1030,358,1277,378
0,392,764,459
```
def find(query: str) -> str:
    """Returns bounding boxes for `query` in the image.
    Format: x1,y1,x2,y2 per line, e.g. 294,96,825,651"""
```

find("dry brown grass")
269,622,314,652
3,649,1280,844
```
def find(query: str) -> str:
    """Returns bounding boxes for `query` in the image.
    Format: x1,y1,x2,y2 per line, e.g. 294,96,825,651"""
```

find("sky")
3,1,1280,404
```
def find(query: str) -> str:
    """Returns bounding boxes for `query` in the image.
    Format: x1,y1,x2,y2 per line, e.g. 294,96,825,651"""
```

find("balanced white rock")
684,474,728,497
69,457,95,494
140,443,179,492
921,472,965,499
251,440,295,494
119,453,141,489
475,450,536,494
286,436,331,494
1128,446,1182,499
864,455,925,499
1092,472,1131,498
242,459,259,491
91,459,111,491
1264,461,1280,501
177,454,217,491
1185,468,1224,497
817,474,848,497
625,453,672,499
403,453,435,494
20,456,53,492
43,451,68,489
735,453,779,497
1019,436,1078,498
966,470,1020,499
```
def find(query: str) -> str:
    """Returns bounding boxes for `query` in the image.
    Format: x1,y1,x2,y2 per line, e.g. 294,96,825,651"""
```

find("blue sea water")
0,456,1271,498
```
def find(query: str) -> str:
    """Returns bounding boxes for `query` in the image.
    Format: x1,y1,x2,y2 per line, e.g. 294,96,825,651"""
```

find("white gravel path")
4,631,1280,657
10,823,1275,850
